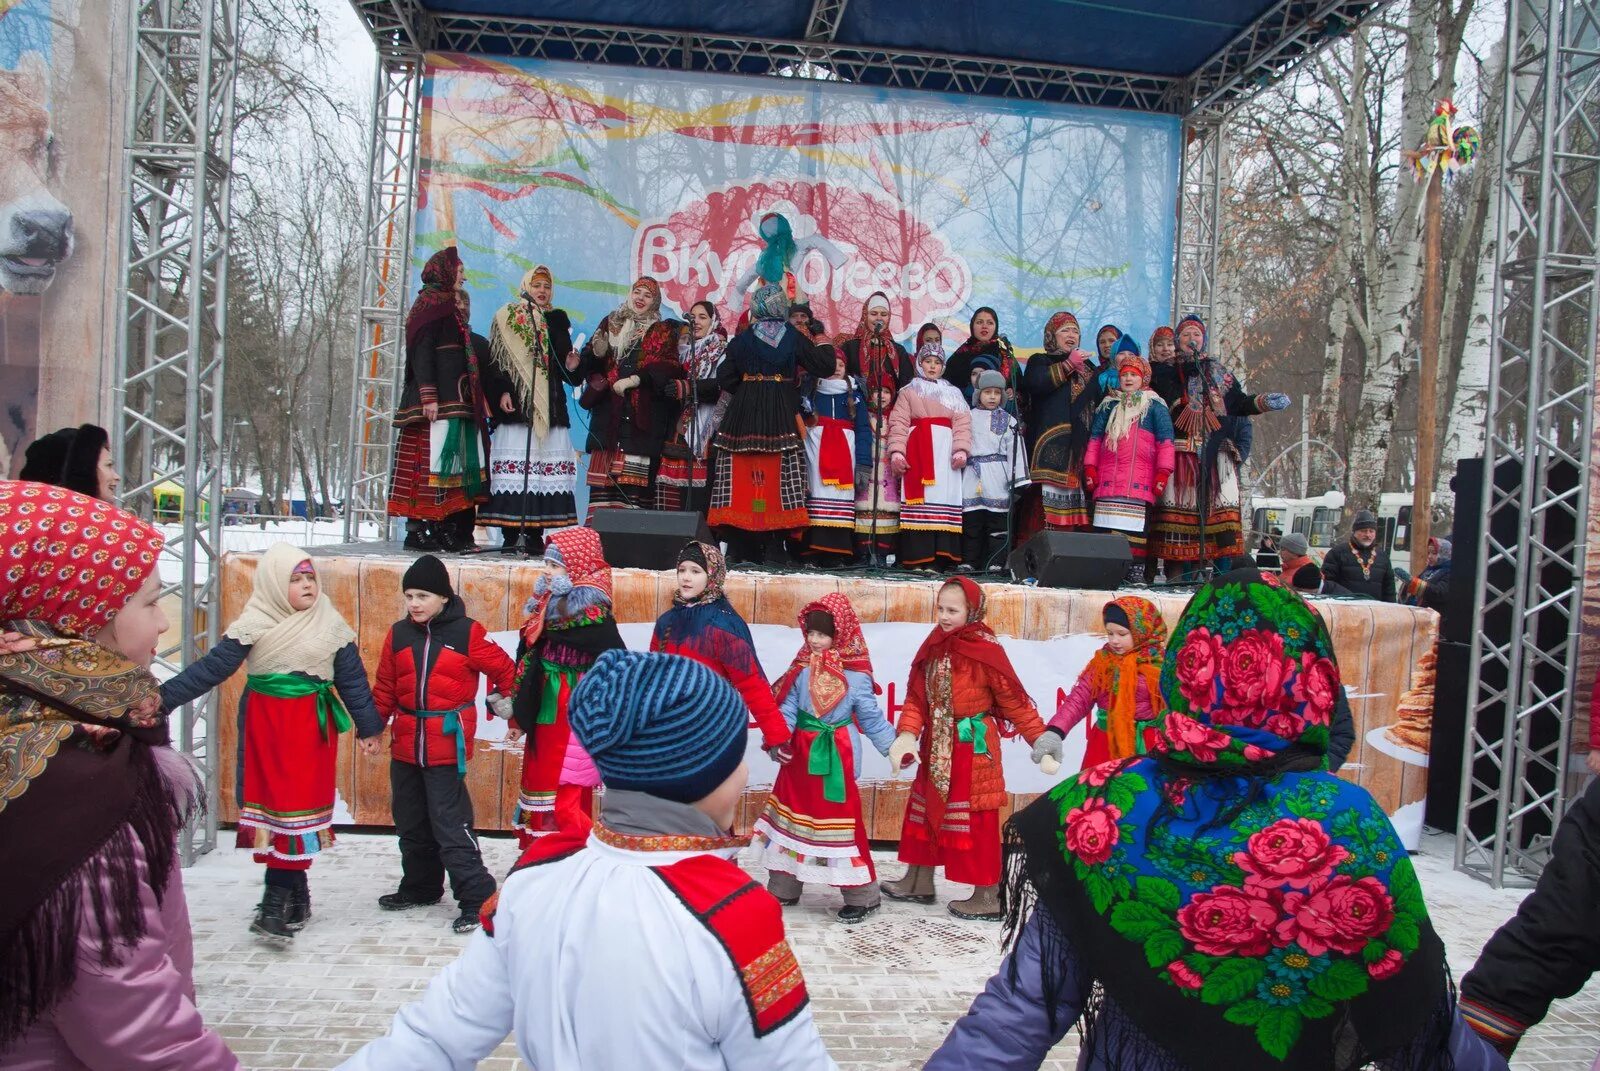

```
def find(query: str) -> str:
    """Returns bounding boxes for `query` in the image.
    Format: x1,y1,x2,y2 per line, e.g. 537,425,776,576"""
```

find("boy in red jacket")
373,554,518,932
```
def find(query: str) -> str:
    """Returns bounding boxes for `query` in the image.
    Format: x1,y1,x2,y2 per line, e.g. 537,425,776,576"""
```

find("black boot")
499,527,522,554
403,521,441,552
252,884,295,943
285,871,311,932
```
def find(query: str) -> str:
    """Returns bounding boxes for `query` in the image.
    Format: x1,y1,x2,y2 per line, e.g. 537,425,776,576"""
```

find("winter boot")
285,872,311,932
949,884,1003,922
1124,560,1147,586
880,864,936,904
251,884,295,943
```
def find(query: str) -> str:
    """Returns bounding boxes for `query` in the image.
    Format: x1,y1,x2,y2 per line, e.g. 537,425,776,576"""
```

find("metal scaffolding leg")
1457,0,1600,887
1173,114,1224,326
113,0,238,863
343,54,424,542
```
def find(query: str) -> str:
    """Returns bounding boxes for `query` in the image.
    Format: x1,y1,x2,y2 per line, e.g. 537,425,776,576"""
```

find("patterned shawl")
406,246,466,349
520,526,615,651
853,290,900,386
488,266,557,438
225,543,356,679
771,594,874,719
1002,569,1450,1070
1081,595,1169,759
751,283,790,347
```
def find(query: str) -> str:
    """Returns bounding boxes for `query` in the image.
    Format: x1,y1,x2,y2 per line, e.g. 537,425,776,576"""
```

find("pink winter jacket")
1083,394,1175,505
562,734,601,788
2,837,240,1071
1050,671,1157,735
887,377,973,459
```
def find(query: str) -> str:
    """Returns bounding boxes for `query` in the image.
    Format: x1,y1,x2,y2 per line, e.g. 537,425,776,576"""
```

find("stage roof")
352,0,1384,113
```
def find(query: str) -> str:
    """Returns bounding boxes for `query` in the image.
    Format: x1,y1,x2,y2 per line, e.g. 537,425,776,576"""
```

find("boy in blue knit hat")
341,649,836,1071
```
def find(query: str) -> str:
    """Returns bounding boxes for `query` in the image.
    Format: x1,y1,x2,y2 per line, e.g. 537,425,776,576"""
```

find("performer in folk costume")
707,284,834,563
1149,314,1292,573
800,346,872,560
882,577,1047,920
960,369,1030,572
341,650,832,1070
508,527,626,846
841,290,915,389
656,300,730,513
888,343,973,571
1084,342,1176,578
750,595,896,924
1092,322,1126,392
0,484,237,1068
389,246,492,554
481,265,582,552
160,543,384,942
1032,595,1169,775
577,276,679,518
650,541,793,756
374,555,518,933
1023,310,1105,531
1149,323,1178,368
945,306,1023,410
916,321,943,353
929,569,1507,1071
855,372,903,562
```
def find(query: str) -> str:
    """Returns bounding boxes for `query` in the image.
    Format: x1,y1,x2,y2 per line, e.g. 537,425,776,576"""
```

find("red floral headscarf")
0,481,163,638
772,593,873,717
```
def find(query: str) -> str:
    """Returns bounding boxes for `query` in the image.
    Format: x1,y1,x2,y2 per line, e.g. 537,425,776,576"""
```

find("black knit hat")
1352,509,1378,532
402,554,453,597
19,424,110,500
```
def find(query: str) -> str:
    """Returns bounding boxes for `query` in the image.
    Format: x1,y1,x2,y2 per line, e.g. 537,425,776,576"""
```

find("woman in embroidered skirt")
388,246,491,553
1149,314,1291,575
1023,310,1104,532
707,283,834,563
928,569,1508,1071
656,300,729,514
882,576,1045,920
160,543,384,941
751,595,895,924
1084,344,1175,577
888,343,972,570
481,265,582,552
800,346,872,560
508,526,626,845
578,277,683,518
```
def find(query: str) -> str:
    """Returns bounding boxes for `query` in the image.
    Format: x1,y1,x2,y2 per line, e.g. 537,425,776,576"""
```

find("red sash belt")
903,416,952,505
817,415,854,489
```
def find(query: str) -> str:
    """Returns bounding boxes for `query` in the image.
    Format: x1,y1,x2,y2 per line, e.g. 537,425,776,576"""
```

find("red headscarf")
0,481,164,638
1148,324,1175,358
520,526,614,648
906,577,1028,712
406,246,466,349
772,594,873,717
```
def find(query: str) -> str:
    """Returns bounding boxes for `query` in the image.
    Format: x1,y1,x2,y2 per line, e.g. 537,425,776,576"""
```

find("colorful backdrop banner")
415,51,1180,363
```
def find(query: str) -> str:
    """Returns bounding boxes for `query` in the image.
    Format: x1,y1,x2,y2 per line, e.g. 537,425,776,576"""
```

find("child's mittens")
1154,472,1170,498
1263,392,1292,411
1083,466,1098,494
888,731,919,772
1030,729,1064,766
488,694,515,720
1039,754,1062,776
951,450,969,470
890,452,909,476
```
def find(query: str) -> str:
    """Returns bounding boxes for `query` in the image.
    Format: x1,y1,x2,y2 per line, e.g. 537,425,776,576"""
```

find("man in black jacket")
1320,509,1396,601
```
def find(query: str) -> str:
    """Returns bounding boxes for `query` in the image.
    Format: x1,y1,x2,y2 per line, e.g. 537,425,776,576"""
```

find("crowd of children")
387,247,1296,577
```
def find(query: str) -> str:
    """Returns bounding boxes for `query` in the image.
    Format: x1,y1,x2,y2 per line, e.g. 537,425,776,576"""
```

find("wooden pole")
1412,162,1443,575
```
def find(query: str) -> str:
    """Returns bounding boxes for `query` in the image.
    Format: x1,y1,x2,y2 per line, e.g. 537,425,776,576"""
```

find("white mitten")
888,731,919,772
1039,755,1062,776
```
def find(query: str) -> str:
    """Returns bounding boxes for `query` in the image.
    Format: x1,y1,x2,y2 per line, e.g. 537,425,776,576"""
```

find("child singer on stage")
854,373,902,563
508,526,626,845
888,343,972,571
750,595,895,923
1031,595,1169,776
160,544,385,943
373,555,518,933
960,368,1029,573
801,347,872,561
881,576,1045,920
1083,344,1175,582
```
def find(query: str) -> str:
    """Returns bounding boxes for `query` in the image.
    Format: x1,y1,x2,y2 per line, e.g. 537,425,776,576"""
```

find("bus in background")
1246,490,1453,560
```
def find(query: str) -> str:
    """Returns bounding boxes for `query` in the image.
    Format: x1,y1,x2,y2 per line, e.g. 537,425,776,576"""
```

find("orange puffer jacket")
896,652,1045,811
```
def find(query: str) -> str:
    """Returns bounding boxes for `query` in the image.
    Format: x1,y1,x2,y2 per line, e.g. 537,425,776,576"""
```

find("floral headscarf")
1042,310,1079,354
1081,596,1168,759
520,526,614,649
751,283,790,347
1003,569,1450,1071
406,246,466,349
674,540,727,607
771,594,873,720
1148,325,1176,362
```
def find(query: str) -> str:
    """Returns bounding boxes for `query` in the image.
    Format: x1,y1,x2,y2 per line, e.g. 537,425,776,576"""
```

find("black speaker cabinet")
1008,531,1131,590
588,510,713,570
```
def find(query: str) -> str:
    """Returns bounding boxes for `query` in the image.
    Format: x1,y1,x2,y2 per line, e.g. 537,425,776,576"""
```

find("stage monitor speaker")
1008,531,1130,590
589,510,712,570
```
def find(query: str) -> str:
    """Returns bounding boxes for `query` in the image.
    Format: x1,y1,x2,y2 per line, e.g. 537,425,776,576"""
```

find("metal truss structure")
113,0,239,863
1457,0,1600,886
1173,113,1227,327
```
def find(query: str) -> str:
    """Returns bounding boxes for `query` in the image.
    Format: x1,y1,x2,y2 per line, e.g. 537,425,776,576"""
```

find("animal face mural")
0,51,74,296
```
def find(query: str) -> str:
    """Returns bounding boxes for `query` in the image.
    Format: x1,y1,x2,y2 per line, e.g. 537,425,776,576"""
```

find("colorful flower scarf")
488,266,557,438
853,290,901,387
771,594,874,719
520,526,614,650
1003,569,1450,1070
751,283,789,347
1081,596,1168,759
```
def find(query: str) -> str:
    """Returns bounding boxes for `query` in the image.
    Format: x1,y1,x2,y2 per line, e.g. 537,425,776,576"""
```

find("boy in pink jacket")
888,343,973,570
1084,342,1174,581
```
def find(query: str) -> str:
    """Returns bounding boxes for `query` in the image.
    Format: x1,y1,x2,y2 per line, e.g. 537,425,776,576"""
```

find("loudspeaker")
1424,639,1472,832
1008,531,1131,590
589,510,713,570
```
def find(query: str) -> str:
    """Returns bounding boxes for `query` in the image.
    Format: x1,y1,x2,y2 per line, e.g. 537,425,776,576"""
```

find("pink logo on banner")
632,179,972,337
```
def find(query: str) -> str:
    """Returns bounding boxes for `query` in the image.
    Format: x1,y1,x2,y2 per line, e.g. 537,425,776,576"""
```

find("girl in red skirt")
508,526,625,845
881,576,1045,920
750,594,895,923
1031,595,1169,774
161,543,384,942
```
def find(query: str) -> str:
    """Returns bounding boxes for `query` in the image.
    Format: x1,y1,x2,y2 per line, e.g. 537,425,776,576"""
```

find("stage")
215,545,1439,844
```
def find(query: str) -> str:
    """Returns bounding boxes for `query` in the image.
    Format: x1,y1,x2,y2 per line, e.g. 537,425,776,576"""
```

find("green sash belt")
437,417,486,499
414,704,472,777
246,672,350,742
536,662,581,726
956,713,990,756
796,710,848,803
